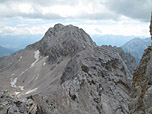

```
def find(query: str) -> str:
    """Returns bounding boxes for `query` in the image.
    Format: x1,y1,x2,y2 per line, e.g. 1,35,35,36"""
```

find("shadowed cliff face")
129,46,152,114
0,24,137,114
150,15,152,39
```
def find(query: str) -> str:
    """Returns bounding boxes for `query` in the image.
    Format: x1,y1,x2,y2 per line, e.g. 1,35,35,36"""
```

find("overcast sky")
0,0,152,37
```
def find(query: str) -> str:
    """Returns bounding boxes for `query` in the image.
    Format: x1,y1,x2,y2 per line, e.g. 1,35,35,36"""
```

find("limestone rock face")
31,46,132,114
101,45,137,74
28,24,96,63
129,46,152,114
0,24,137,114
0,89,37,114
150,14,152,40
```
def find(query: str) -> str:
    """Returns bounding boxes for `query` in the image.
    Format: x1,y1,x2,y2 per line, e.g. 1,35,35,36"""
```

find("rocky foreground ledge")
0,89,39,114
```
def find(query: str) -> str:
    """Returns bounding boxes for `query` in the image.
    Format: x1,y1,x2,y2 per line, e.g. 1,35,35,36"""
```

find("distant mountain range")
0,45,14,58
91,34,151,64
0,35,42,58
121,38,151,63
91,34,137,46
0,35,42,51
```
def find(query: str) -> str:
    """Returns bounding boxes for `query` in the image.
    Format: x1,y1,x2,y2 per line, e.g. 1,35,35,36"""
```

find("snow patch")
21,71,25,74
21,69,29,76
15,92,20,95
11,73,15,76
43,62,46,66
18,86,24,90
10,78,17,87
18,56,22,62
31,50,40,67
35,74,39,80
10,77,24,91
25,88,37,94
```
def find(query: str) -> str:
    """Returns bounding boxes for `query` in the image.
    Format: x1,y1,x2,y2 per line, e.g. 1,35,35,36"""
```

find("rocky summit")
0,24,137,114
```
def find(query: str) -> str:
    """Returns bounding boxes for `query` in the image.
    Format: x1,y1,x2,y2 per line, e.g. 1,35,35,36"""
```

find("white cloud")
1,25,50,35
0,0,151,37
0,0,120,20
75,17,150,37
18,3,35,14
0,18,150,37
105,0,152,22
79,23,149,37
17,24,28,27
0,0,151,21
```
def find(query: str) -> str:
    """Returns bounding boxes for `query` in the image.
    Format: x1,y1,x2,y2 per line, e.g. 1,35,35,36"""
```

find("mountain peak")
54,23,64,28
29,24,96,63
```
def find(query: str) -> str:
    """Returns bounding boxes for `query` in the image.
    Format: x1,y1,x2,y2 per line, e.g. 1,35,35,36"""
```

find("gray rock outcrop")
28,23,96,63
31,46,132,114
101,45,137,74
0,89,38,114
